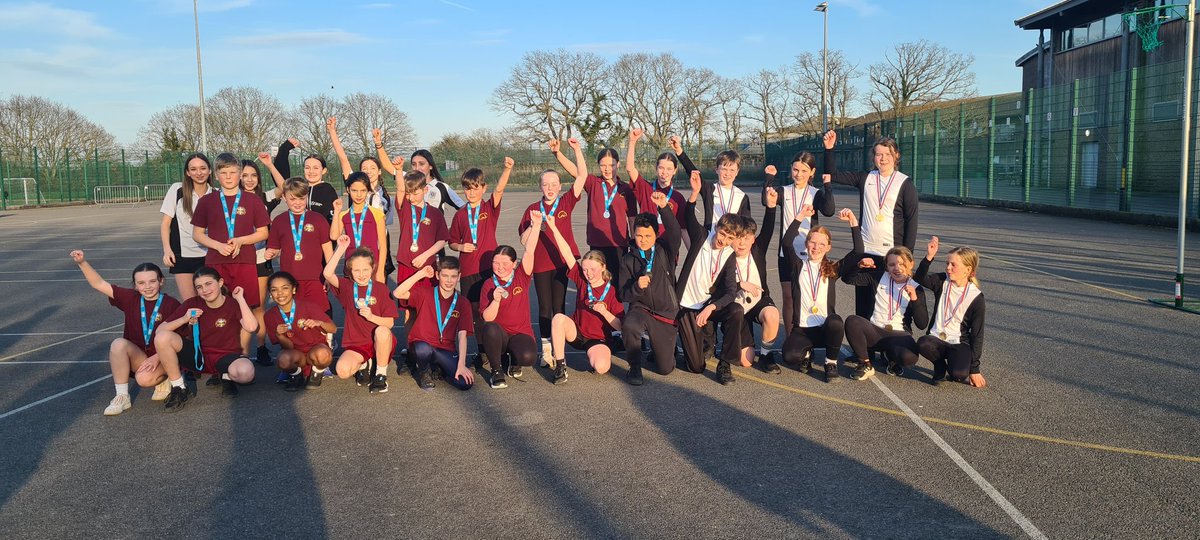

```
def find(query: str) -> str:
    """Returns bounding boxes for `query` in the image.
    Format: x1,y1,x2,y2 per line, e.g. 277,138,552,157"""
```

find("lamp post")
814,2,828,133
193,0,208,155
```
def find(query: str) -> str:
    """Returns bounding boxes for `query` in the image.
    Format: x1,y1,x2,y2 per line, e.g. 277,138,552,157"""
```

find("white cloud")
0,2,114,39
227,30,370,48
436,0,474,11
362,2,394,8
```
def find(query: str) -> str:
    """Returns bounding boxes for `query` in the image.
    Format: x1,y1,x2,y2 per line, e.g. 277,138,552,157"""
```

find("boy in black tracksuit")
619,192,682,386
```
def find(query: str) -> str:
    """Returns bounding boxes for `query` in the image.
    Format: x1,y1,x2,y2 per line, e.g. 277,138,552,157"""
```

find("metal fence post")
1069,79,1080,206
1024,89,1034,203
958,103,966,197
66,148,72,202
0,146,5,211
121,149,128,185
144,150,150,187
933,109,941,195
1124,67,1138,212
987,97,996,199
33,146,43,205
911,112,919,188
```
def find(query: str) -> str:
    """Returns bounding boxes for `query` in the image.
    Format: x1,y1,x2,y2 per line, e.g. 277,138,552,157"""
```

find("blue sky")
0,0,1049,147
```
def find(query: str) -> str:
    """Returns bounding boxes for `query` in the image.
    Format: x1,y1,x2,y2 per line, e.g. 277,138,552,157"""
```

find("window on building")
1104,14,1123,39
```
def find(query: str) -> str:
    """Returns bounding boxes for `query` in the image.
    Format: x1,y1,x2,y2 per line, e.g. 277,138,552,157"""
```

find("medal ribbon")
716,184,733,215
640,247,655,274
191,317,204,372
791,185,813,224
875,171,898,216
353,281,374,310
349,204,366,248
540,195,561,220
886,276,906,321
434,288,459,341
467,202,481,244
492,272,513,291
289,211,306,257
939,282,972,334
708,245,726,282
139,295,163,348
600,180,617,214
586,281,611,306
803,260,822,307
279,301,296,330
410,203,428,251
219,190,243,238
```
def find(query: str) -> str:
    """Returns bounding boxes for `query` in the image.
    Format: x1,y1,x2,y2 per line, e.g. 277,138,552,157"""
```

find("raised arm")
625,128,643,184
914,236,944,291
756,189,778,254
322,235,350,290
669,136,696,175
492,156,514,207
70,250,114,299
760,165,777,206
521,209,542,275
373,128,398,176
567,138,589,198
544,214,576,271
275,138,298,179
393,265,435,301
816,173,836,216
230,286,258,333
550,138,579,178
823,130,863,188
258,152,287,198
327,117,352,181
657,193,682,262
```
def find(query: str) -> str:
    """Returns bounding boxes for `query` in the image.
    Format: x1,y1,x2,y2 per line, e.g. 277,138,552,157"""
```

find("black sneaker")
851,361,875,381
417,369,435,391
206,374,221,386
275,371,289,384
716,361,735,385
760,352,781,374
307,369,324,388
256,345,273,366
354,369,370,386
184,371,197,383
552,360,568,385
489,369,507,389
283,373,306,392
368,374,389,393
472,353,485,371
886,360,904,376
508,365,524,380
931,360,947,385
626,365,644,386
164,385,189,412
221,378,239,397
824,362,840,382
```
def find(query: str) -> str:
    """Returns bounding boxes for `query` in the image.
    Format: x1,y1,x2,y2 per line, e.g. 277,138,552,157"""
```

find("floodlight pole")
1174,0,1196,308
194,0,209,155
815,2,829,133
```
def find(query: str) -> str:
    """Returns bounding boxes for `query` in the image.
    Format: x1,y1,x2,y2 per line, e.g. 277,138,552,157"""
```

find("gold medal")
875,214,886,222
885,324,894,331
810,306,819,314
939,332,947,340
294,252,303,261
410,244,419,253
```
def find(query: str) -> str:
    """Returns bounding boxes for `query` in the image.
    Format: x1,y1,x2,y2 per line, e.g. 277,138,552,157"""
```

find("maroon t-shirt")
395,200,450,271
263,300,331,352
479,267,534,337
171,296,244,363
329,279,398,347
401,281,474,350
337,205,387,265
583,174,636,248
267,210,330,281
519,191,581,273
192,190,269,265
568,265,623,341
109,286,181,355
449,197,501,277
632,175,687,234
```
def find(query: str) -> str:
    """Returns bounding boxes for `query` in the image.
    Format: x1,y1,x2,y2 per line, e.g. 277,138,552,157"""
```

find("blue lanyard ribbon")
586,281,611,305
191,317,203,372
139,295,163,348
349,204,366,248
600,181,617,213
640,247,655,274
289,211,306,255
279,301,296,329
410,203,428,249
434,288,459,342
492,273,513,291
467,203,481,244
354,281,374,309
540,196,561,219
219,190,243,238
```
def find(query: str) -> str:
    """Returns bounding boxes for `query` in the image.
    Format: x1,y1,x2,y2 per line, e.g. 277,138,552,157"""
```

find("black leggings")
782,315,845,364
479,322,537,372
677,303,744,373
532,268,568,340
461,272,488,339
621,308,678,375
410,341,472,390
844,315,918,366
917,335,975,380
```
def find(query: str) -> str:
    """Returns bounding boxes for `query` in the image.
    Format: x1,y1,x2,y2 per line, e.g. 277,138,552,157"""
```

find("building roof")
1015,43,1051,67
1015,0,1127,30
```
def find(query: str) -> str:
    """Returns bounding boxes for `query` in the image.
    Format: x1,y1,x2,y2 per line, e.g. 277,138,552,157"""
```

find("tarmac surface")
0,187,1197,539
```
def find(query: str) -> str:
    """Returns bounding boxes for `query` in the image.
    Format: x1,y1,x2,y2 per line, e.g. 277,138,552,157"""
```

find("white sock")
115,383,129,396
170,377,185,389
375,362,388,376
291,367,302,376
221,373,231,380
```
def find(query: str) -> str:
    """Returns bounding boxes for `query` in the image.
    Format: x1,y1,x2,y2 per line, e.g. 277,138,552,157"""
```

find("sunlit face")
656,158,676,185
437,268,460,293
732,233,754,257
873,144,897,173
633,225,656,251
791,161,814,186
133,270,163,300
463,183,486,205
887,254,913,281
240,165,260,192
410,155,432,176
186,158,210,185
348,182,369,206
491,253,515,279
360,160,381,184
303,157,326,184
716,162,739,185
348,256,374,286
269,278,296,307
217,165,240,191
194,275,223,303
406,186,428,206
712,228,735,249
598,155,617,181
580,258,604,284
946,253,973,284
284,192,308,214
805,231,831,261
540,172,561,201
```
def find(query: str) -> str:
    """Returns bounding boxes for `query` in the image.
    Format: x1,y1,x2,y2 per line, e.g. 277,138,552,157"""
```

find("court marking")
0,269,131,274
0,361,110,364
0,331,122,336
0,374,112,421
982,253,1143,302
0,324,122,362
0,279,100,283
871,377,1048,540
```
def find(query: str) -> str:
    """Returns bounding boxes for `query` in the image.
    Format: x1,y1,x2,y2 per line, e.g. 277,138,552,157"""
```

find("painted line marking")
871,377,1047,539
0,324,122,362
0,374,112,421
0,361,110,364
0,332,122,336
0,269,131,274
982,253,1143,301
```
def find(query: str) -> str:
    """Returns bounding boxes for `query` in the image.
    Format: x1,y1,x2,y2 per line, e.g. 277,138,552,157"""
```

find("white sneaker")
540,340,552,367
151,380,171,401
103,394,132,416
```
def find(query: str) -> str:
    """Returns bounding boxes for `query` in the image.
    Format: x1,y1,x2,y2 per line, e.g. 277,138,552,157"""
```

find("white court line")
0,324,122,362
0,361,109,364
0,269,130,274
0,332,122,336
0,374,112,421
0,279,93,283
871,378,1048,540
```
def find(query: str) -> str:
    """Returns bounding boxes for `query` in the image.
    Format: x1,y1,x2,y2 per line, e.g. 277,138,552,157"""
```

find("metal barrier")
93,185,142,205
143,184,173,203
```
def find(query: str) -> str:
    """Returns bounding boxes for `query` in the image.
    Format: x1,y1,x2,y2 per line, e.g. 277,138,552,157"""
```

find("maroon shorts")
342,341,396,364
296,279,331,313
212,263,261,307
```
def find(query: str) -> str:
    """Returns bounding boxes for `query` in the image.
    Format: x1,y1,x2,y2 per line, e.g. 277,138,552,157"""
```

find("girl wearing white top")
762,152,835,333
159,153,212,300
915,238,987,387
841,246,929,381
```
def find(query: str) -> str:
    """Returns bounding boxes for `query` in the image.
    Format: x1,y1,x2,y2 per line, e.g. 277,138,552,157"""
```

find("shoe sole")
852,370,876,381
103,405,130,416
369,387,389,394
490,381,508,389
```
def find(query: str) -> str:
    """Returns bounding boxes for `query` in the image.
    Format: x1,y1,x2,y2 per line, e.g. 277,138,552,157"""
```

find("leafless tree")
792,50,861,130
606,52,685,148
676,68,721,150
336,92,418,156
0,94,116,182
288,94,340,157
205,86,287,155
136,103,203,157
741,67,795,140
714,77,746,147
866,39,976,121
489,48,608,143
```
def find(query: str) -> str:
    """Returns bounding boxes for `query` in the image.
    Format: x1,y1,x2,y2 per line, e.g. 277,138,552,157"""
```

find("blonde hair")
580,250,613,283
885,246,915,278
948,246,981,287
805,226,840,279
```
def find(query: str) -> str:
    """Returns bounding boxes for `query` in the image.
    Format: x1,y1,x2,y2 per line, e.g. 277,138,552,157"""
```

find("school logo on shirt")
304,224,315,232
215,318,228,327
367,297,377,306
236,207,246,216
451,310,460,318
513,287,524,296
556,211,567,219
155,314,163,322
479,213,489,221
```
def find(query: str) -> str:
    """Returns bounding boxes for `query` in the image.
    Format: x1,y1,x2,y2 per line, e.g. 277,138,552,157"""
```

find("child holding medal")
762,152,835,333
841,231,929,381
330,172,389,283
191,153,270,320
265,178,334,314
619,188,685,386
71,251,182,415
479,209,542,389
625,128,687,238
552,137,636,289
264,271,336,391
394,257,475,391
324,237,399,394
729,189,781,374
449,158,513,341
914,237,987,387
545,220,625,384
671,137,753,232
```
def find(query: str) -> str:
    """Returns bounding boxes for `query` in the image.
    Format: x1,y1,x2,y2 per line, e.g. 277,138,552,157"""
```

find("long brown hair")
180,153,211,219
806,226,840,279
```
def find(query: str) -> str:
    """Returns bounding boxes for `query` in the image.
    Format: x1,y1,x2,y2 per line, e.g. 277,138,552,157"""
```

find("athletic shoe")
323,367,333,377
552,359,568,385
489,369,507,389
472,353,485,371
931,360,947,385
626,365,644,386
103,394,131,416
354,369,370,386
183,371,196,383
307,370,324,388
824,362,840,382
540,340,552,367
220,378,239,397
716,361,735,385
255,345,273,366
275,371,290,384
851,361,875,381
368,374,389,394
886,360,904,377
508,365,524,380
283,373,306,392
798,356,813,374
151,380,171,401
417,369,435,391
164,386,189,412
760,352,781,375
206,374,221,387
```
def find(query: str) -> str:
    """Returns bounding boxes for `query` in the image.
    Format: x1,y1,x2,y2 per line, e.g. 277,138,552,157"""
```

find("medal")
139,295,164,348
599,180,617,219
410,202,428,253
434,288,459,343
873,170,898,224
422,218,431,225
938,281,973,342
939,332,947,340
492,273,514,298
885,324,894,331
353,281,374,310
802,259,822,317
467,202,481,244
744,297,752,305
540,195,562,222
811,306,820,314
288,211,306,262
410,244,419,253
585,280,611,307
875,214,886,222
279,302,296,330
294,252,303,261
603,210,611,218
348,203,367,249
219,190,243,238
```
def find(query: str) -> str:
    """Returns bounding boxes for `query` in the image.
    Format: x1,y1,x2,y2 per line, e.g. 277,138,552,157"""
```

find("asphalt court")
0,189,1197,538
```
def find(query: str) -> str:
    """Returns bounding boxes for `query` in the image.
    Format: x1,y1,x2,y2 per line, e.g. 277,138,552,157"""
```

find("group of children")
79,121,988,416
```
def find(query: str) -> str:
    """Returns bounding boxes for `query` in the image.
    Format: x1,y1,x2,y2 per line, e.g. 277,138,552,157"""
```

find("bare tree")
0,95,116,183
741,67,795,140
792,50,860,130
136,103,203,157
336,92,418,156
866,39,976,121
205,86,287,155
676,68,721,150
288,94,340,157
606,52,685,148
714,77,746,147
489,48,608,143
